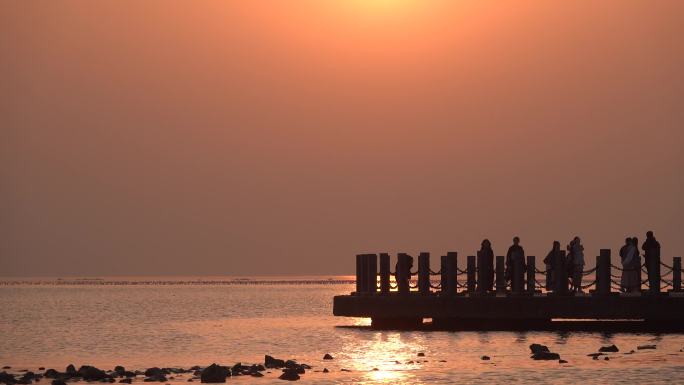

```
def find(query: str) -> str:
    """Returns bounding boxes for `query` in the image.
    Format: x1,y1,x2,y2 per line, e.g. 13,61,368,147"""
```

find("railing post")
418,252,431,294
366,253,377,294
355,254,363,294
495,255,506,294
397,253,411,295
595,249,611,296
441,252,458,296
476,250,492,293
379,253,390,294
527,256,536,294
554,250,568,295
673,257,682,292
512,254,525,293
467,255,476,293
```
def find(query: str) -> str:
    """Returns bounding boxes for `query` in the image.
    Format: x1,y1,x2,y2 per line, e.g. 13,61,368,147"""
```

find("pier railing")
354,251,682,297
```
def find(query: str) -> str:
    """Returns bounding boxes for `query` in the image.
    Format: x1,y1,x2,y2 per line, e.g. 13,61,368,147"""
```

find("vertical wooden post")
397,253,410,295
418,252,431,294
467,255,476,293
554,250,568,295
476,250,491,293
595,249,611,296
672,257,681,292
379,253,390,294
527,256,536,294
367,253,377,294
441,252,458,296
495,255,506,294
355,254,363,294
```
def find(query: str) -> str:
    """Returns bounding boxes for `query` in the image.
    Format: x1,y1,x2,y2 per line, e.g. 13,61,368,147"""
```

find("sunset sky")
3,1,683,276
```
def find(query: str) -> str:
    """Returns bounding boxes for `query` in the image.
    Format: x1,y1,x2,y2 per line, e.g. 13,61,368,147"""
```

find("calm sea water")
1,277,684,384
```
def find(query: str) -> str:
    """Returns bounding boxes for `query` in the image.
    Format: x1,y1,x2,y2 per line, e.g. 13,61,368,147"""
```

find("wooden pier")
333,250,684,331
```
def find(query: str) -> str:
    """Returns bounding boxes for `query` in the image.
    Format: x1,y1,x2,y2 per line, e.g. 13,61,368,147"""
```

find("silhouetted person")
620,237,640,293
506,236,525,291
477,239,495,292
642,231,661,294
394,254,414,293
543,241,564,292
567,236,585,293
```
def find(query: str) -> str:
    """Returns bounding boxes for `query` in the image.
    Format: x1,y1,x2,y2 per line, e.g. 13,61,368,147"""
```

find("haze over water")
2,279,683,384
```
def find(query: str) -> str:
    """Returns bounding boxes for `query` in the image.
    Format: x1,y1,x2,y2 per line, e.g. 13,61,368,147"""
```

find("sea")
1,276,683,384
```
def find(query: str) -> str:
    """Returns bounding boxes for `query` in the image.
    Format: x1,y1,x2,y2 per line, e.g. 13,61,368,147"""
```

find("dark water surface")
1,277,683,384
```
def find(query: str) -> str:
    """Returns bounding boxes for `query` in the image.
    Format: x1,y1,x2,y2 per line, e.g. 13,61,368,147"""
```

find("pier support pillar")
355,254,363,294
672,257,681,292
366,254,377,294
495,256,506,294
440,252,458,296
418,252,431,294
467,255,476,293
379,253,391,294
595,249,611,296
527,256,536,294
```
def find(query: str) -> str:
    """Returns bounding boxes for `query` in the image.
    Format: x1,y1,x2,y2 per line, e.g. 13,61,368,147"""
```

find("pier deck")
334,251,684,330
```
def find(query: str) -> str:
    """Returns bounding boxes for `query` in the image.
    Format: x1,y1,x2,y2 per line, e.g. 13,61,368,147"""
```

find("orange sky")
2,1,683,276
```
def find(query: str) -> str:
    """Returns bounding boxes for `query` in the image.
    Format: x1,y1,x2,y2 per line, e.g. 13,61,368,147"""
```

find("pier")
333,250,684,330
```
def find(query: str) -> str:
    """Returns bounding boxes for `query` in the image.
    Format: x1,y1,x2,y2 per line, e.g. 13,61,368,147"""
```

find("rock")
372,368,378,371
637,345,656,350
250,372,263,378
50,381,65,385
587,353,604,358
278,369,299,381
114,367,125,376
118,379,132,384
78,366,107,381
143,376,167,383
599,345,619,353
187,380,193,383
481,356,490,361
625,350,635,355
593,356,599,360
1,372,16,385
123,372,136,378
529,344,550,355
42,371,58,380
200,364,230,383
604,357,610,361
323,354,333,360
417,353,425,357
144,369,164,378
439,360,447,363
322,369,329,373
340,369,351,372
265,356,285,369
65,366,76,377
559,360,568,364
531,352,561,361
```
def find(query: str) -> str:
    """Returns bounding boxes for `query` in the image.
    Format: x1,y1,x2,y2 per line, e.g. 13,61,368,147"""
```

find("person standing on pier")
643,231,661,293
477,239,495,292
620,237,641,293
568,237,585,293
543,241,563,291
505,237,525,287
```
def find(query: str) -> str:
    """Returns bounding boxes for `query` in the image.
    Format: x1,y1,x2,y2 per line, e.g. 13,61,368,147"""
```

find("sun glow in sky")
3,0,684,276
